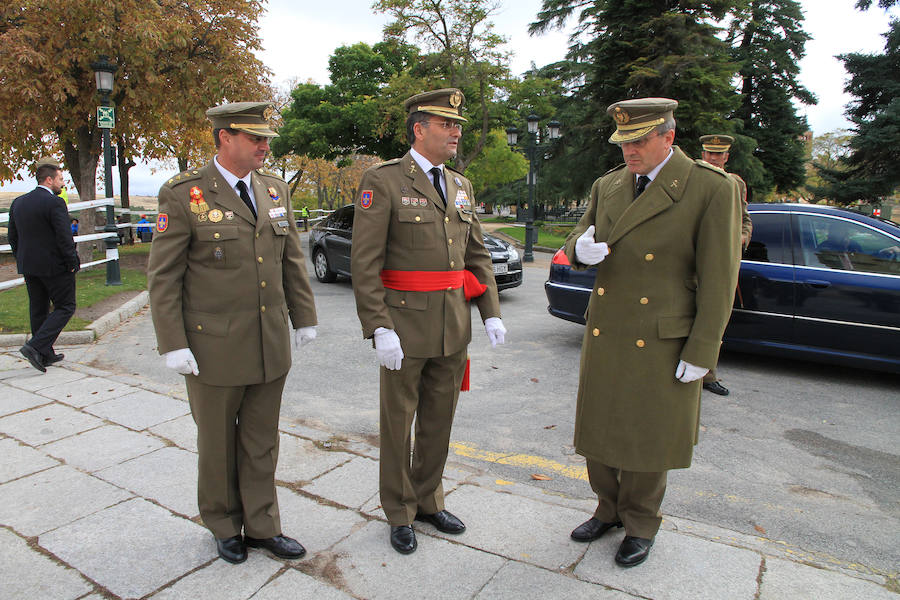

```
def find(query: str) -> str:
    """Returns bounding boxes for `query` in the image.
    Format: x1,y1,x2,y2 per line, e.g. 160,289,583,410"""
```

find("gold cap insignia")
263,106,275,122
449,91,462,108
614,107,630,125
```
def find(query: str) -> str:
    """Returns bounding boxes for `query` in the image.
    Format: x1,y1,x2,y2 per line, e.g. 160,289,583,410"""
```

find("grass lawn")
497,226,569,249
0,266,147,334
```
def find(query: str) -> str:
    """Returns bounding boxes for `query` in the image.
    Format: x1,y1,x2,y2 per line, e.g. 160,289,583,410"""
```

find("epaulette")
603,163,627,176
373,158,402,169
256,168,285,181
164,169,202,188
695,159,729,177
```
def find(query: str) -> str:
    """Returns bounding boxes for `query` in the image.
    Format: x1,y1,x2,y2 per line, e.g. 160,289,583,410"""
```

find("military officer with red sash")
351,88,506,554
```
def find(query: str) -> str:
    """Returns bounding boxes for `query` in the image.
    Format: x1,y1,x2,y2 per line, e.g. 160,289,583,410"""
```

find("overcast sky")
2,0,897,195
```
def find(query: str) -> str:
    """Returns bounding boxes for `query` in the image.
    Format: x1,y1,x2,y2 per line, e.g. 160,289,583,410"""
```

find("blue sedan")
545,203,900,373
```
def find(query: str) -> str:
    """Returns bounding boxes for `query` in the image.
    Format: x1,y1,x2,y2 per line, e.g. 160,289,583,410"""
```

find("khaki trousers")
186,374,286,539
379,348,467,526
587,459,667,539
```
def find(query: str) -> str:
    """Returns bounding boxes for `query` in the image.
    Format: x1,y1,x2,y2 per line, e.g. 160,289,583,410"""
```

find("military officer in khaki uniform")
148,102,318,564
699,134,753,396
564,99,741,567
351,89,506,554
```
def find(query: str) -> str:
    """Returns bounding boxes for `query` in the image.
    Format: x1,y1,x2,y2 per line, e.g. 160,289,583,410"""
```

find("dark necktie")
430,167,446,204
235,180,256,219
634,175,651,200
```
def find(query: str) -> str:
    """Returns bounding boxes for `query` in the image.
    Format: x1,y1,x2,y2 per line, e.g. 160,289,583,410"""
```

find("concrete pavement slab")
39,498,214,600
0,436,59,483
424,483,589,571
0,465,132,536
276,433,354,483
149,552,282,600
0,383,53,416
84,389,189,431
475,560,637,599
5,366,85,391
274,486,368,553
331,521,506,600
279,418,337,443
760,557,899,599
0,353,26,370
303,455,379,510
575,529,762,600
0,402,103,445
96,446,198,518
37,375,135,408
0,527,93,600
43,424,165,472
0,366,36,380
254,568,355,599
150,414,198,453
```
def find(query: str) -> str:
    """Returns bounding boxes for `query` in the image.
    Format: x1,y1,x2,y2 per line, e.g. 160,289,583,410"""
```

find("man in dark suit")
8,157,80,373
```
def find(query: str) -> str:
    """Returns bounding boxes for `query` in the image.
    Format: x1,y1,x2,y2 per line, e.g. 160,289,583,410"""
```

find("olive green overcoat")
564,147,740,471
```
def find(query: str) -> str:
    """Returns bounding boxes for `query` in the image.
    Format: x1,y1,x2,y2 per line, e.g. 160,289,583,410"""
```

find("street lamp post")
506,115,561,262
91,55,121,286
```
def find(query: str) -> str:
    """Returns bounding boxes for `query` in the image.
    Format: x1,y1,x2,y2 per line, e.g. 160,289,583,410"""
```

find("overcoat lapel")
404,153,447,212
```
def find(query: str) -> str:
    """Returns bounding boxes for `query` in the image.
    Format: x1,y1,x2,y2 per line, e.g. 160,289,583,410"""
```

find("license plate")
492,263,508,274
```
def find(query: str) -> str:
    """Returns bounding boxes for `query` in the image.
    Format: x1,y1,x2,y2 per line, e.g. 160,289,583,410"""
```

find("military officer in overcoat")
564,98,741,567
148,102,318,564
698,134,753,397
351,88,507,554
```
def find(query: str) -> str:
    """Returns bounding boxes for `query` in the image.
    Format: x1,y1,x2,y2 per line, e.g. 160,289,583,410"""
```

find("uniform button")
260,281,266,288
400,300,406,305
592,328,600,336
597,287,605,296
640,297,649,304
445,216,450,223
260,305,266,312
213,232,221,239
196,325,202,331
255,232,260,238
257,256,263,263
450,260,455,268
645,253,654,261
447,286,452,291
415,216,421,222
448,238,453,245
636,339,645,348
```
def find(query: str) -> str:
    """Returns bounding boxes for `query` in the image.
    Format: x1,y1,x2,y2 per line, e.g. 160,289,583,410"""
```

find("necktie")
430,167,446,204
634,175,651,200
235,180,256,219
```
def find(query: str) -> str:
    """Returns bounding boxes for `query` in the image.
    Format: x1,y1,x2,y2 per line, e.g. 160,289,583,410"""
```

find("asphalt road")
71,233,900,577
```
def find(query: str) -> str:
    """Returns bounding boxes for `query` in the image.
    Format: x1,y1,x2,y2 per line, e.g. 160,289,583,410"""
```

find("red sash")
380,269,487,301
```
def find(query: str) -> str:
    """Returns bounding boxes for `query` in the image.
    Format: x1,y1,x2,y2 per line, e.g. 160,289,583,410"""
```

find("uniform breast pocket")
270,220,289,262
196,226,240,269
397,210,436,249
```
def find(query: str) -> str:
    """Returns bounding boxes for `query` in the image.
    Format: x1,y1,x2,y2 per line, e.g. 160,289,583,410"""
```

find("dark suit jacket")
8,187,79,276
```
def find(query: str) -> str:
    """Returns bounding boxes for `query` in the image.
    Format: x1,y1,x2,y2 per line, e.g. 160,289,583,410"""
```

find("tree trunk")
117,138,136,245
63,125,100,265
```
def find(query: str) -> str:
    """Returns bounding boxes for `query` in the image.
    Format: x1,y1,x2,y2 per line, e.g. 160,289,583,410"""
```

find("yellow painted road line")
449,441,588,481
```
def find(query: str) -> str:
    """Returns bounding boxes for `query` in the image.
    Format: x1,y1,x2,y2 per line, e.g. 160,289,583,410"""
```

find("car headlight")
507,246,519,262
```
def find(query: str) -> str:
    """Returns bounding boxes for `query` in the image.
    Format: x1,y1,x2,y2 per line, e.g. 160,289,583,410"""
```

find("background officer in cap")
563,98,741,567
9,157,80,373
699,134,753,396
148,101,318,564
351,88,506,554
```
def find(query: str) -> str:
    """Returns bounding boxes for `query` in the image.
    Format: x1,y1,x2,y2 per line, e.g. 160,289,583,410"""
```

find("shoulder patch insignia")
360,190,373,209
156,213,168,232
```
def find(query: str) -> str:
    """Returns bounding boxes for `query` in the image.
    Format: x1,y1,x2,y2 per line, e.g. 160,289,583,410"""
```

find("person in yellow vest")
698,134,753,396
58,184,68,203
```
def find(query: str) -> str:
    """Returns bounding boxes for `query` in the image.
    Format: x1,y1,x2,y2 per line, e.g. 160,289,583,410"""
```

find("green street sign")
97,106,115,129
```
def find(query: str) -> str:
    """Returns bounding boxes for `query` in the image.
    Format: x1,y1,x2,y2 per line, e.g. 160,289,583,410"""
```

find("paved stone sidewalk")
1,352,896,600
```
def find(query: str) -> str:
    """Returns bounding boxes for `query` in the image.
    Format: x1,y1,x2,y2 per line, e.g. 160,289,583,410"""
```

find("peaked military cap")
404,88,468,122
700,134,734,153
206,101,279,138
35,156,61,169
606,98,678,144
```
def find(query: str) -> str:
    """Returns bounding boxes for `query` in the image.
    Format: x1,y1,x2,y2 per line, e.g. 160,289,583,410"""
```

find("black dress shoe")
216,535,247,564
415,510,466,534
703,380,730,396
245,534,306,559
44,352,64,365
570,517,623,542
615,536,654,567
390,525,417,554
19,344,46,373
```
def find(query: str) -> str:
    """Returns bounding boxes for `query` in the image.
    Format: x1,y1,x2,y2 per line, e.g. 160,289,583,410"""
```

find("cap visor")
233,126,279,138
421,108,468,122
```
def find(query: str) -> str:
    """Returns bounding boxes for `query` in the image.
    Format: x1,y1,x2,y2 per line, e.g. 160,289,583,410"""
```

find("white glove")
484,317,506,347
574,225,610,265
373,327,403,370
675,360,708,383
294,326,317,348
165,348,199,376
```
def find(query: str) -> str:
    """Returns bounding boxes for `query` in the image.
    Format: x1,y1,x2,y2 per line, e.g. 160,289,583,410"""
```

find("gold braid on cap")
616,117,665,131
230,123,271,130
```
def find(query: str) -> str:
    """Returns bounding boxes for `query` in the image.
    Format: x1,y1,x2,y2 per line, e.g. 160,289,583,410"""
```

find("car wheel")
313,248,337,283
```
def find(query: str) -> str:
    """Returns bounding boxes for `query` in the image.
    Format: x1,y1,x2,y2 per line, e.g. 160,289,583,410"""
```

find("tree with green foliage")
727,0,816,195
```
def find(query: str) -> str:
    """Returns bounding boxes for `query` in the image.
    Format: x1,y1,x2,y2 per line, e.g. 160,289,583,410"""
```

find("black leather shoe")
20,344,46,373
415,510,466,534
245,534,306,559
615,536,654,567
44,352,64,365
390,525,417,554
703,381,730,396
570,517,623,542
216,535,247,564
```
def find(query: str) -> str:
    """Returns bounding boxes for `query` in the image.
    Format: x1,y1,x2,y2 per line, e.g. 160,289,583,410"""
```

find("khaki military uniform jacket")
148,161,317,387
564,147,741,471
351,152,500,357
